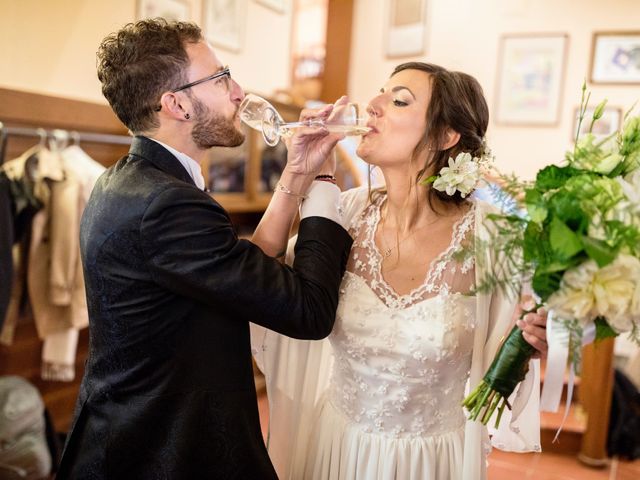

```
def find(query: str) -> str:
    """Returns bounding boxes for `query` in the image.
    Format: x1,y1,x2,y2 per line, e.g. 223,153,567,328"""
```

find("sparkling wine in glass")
237,94,279,135
238,94,373,147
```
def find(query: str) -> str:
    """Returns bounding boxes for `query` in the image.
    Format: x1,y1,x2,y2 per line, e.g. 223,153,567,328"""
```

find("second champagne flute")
262,102,373,146
238,94,374,147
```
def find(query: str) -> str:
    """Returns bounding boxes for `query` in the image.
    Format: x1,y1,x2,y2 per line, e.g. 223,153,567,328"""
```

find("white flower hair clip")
422,142,494,198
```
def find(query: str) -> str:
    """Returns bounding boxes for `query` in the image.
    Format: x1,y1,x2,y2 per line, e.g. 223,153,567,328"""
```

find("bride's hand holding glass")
284,99,345,175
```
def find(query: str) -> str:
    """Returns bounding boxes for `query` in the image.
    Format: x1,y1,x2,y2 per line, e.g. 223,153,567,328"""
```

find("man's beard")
191,97,245,149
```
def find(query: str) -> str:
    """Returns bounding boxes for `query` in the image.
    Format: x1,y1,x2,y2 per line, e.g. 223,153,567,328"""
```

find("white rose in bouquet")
548,254,640,333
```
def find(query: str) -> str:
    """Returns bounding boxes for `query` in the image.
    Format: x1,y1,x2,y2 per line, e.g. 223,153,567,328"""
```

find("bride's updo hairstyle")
391,62,490,210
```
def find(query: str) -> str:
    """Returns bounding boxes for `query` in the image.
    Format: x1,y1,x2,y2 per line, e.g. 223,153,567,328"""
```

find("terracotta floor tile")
533,474,598,480
617,469,640,480
489,449,538,470
616,457,640,480
488,451,610,480
487,461,534,479
534,453,610,479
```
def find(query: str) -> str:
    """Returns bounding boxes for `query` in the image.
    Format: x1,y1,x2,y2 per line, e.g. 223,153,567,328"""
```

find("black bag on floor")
0,376,51,479
607,369,640,460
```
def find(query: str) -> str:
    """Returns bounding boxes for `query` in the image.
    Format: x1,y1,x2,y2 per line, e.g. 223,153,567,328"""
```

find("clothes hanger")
36,128,47,148
70,131,81,147
49,129,69,152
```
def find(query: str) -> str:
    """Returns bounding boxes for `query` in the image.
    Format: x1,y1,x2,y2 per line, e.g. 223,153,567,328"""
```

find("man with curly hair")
56,19,351,479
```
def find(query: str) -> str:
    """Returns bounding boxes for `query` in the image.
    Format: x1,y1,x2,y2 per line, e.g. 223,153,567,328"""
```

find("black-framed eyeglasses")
171,67,231,93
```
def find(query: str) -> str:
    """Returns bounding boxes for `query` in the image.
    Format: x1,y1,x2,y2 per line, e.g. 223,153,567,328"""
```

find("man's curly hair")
97,19,202,133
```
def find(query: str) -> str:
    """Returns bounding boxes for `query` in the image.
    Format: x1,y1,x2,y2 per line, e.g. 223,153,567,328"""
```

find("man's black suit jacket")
56,136,352,479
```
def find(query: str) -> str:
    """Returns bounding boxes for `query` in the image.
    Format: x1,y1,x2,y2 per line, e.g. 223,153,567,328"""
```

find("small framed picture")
385,0,428,58
255,0,288,14
202,0,247,52
590,32,640,85
572,106,622,142
137,0,190,22
495,33,569,126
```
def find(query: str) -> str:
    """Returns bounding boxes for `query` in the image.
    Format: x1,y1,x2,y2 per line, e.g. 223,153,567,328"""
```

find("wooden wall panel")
321,0,355,104
0,87,129,166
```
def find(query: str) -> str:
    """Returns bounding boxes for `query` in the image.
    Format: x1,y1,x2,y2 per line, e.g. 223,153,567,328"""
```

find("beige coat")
1,146,88,343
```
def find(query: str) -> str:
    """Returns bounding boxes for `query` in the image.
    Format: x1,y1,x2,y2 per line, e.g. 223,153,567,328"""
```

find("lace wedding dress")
251,186,541,480
302,192,477,480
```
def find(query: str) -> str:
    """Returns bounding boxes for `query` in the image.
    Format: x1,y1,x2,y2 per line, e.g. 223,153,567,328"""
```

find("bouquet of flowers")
462,83,640,427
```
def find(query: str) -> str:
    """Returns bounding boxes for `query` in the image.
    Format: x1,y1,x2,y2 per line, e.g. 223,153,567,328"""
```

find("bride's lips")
364,125,379,136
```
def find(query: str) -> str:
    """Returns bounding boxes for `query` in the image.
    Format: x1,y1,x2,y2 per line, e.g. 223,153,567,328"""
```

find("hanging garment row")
0,125,132,164
0,125,123,382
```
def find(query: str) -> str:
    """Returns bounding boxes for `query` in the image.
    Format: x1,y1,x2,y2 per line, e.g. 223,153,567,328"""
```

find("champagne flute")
237,94,276,133
238,93,373,147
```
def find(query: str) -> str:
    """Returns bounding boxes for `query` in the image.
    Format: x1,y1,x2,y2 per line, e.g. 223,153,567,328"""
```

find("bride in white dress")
251,62,548,480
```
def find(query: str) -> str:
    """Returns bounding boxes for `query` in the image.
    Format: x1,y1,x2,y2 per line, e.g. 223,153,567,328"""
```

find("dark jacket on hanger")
56,136,352,479
0,152,43,332
0,173,14,331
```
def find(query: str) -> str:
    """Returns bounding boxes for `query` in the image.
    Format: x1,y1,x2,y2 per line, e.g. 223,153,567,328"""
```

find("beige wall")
349,0,640,179
2,0,638,179
0,0,292,103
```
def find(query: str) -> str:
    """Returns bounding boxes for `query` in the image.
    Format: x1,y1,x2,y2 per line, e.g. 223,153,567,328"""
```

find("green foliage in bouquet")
463,83,640,426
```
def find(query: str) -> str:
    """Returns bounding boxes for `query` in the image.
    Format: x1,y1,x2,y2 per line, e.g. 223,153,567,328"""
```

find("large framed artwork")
590,31,640,85
202,0,247,52
385,0,428,58
137,0,190,21
495,33,569,126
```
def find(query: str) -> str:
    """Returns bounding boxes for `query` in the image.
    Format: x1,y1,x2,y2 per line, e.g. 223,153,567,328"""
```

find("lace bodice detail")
346,193,476,310
327,193,479,438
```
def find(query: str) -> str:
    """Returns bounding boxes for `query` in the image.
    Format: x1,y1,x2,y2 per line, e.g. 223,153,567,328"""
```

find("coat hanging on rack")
0,136,105,381
0,145,46,336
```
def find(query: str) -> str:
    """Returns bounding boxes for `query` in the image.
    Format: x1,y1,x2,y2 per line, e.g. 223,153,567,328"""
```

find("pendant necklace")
379,208,434,259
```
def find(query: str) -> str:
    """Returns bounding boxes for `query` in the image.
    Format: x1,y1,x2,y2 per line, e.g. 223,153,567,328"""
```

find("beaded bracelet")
274,182,308,202
315,174,337,184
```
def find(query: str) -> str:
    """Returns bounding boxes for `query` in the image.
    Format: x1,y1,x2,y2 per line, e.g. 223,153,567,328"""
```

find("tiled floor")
256,392,640,479
487,449,640,480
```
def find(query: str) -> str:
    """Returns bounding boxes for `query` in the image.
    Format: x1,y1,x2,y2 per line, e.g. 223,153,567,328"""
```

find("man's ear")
159,92,190,121
442,129,461,150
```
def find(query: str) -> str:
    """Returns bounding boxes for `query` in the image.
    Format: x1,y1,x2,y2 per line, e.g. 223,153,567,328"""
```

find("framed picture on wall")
255,0,288,14
590,32,640,85
137,0,190,21
495,33,568,126
572,106,622,142
385,0,428,58
202,0,247,52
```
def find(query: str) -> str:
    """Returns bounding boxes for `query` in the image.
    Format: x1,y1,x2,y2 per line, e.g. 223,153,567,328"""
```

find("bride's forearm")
252,170,312,258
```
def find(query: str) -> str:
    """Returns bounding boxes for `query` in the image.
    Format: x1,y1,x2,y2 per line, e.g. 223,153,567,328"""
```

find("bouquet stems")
462,324,536,427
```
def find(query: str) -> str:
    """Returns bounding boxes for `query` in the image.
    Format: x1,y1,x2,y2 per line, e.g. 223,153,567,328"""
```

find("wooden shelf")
215,193,272,213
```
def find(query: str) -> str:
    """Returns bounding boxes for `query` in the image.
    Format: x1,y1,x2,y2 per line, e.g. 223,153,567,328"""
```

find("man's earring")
184,113,191,120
